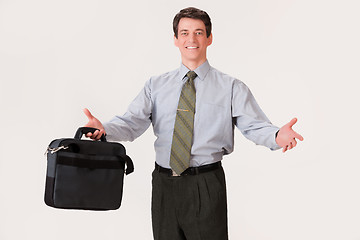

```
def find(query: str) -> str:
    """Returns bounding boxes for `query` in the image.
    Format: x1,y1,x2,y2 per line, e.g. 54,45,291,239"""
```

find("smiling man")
83,7,303,240
174,17,212,70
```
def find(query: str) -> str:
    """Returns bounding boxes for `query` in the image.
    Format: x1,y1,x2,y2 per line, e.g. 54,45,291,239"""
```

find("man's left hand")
276,118,304,153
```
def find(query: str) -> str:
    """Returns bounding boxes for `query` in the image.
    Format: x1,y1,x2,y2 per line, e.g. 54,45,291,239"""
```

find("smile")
186,47,199,49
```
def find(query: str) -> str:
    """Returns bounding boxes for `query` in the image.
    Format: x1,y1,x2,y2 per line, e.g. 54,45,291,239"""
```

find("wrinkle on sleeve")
232,80,281,150
103,78,153,142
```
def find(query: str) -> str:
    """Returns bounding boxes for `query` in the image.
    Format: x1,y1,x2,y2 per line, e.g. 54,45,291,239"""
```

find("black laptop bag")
44,127,134,210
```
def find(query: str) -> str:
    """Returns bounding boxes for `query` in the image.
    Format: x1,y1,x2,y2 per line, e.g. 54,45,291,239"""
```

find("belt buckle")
172,170,180,177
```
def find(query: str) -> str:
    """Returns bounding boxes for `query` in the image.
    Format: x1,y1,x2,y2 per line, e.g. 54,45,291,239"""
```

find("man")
83,7,303,240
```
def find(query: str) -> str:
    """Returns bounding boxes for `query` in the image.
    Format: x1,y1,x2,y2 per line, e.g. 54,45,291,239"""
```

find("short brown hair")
173,7,212,38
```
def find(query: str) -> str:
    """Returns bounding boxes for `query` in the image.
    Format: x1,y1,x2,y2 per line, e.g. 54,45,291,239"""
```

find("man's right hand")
83,108,106,141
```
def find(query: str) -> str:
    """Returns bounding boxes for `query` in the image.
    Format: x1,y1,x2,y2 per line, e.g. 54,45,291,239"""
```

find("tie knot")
186,71,197,81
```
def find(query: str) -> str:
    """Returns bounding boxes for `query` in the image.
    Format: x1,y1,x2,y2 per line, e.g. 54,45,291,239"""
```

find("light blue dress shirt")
103,60,281,168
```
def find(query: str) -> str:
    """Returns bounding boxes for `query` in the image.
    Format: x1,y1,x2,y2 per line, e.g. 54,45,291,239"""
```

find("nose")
188,33,196,42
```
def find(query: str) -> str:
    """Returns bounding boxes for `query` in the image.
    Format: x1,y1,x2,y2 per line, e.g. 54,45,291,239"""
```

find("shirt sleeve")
232,80,281,150
103,79,152,142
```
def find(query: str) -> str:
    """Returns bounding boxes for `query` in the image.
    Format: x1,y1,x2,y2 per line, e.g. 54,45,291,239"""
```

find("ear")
174,35,179,47
207,33,213,46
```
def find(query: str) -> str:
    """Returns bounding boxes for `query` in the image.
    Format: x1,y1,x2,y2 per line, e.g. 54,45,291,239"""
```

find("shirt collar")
179,60,211,82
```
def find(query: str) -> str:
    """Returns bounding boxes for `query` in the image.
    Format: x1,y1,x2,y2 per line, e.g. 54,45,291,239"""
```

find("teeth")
187,47,198,49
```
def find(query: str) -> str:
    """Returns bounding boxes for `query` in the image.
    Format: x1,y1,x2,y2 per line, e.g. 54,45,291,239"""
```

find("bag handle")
74,127,107,142
74,127,134,175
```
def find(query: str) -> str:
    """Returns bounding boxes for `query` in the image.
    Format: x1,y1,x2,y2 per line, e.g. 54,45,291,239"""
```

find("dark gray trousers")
151,166,228,240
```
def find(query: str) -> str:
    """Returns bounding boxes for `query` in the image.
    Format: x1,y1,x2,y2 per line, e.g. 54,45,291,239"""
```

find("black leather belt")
155,162,222,176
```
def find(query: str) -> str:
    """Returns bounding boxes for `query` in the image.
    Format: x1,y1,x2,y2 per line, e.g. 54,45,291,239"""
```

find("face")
174,18,213,67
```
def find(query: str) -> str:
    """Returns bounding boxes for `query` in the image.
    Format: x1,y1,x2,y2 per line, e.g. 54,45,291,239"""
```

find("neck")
182,58,207,71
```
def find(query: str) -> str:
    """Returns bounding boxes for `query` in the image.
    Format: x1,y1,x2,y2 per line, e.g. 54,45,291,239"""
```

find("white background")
1,0,359,239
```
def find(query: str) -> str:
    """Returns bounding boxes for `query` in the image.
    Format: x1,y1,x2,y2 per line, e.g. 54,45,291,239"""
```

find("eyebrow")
179,29,205,32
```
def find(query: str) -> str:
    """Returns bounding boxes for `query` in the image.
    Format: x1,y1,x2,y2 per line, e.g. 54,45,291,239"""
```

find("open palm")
276,118,303,152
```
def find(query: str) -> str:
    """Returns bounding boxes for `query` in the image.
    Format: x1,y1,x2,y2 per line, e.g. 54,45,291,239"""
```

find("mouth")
186,46,199,49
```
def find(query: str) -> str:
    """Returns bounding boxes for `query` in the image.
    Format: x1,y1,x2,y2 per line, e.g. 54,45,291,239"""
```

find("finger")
83,108,94,120
91,130,100,140
99,129,106,138
95,130,105,141
95,131,103,141
85,130,98,140
287,118,298,128
97,129,107,140
288,142,293,150
291,139,297,148
282,146,288,153
293,131,304,141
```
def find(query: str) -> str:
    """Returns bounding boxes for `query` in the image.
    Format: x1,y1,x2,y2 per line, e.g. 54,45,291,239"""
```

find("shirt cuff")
270,129,282,151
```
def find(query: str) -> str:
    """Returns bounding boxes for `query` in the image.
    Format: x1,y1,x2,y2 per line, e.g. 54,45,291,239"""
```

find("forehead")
178,18,206,31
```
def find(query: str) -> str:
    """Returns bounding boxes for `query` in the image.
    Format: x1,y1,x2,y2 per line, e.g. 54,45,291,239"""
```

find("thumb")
287,117,298,128
83,108,94,120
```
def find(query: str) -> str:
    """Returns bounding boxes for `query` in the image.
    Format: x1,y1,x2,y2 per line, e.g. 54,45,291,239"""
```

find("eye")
181,32,188,36
196,32,203,35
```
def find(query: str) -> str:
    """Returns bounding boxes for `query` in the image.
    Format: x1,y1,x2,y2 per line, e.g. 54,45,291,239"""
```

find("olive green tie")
170,71,197,175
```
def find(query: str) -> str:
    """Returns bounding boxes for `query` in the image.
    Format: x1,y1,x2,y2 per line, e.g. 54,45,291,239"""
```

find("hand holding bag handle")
74,127,134,175
75,127,107,142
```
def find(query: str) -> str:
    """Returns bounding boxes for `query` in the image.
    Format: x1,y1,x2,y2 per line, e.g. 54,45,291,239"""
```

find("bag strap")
119,154,134,175
58,151,134,175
